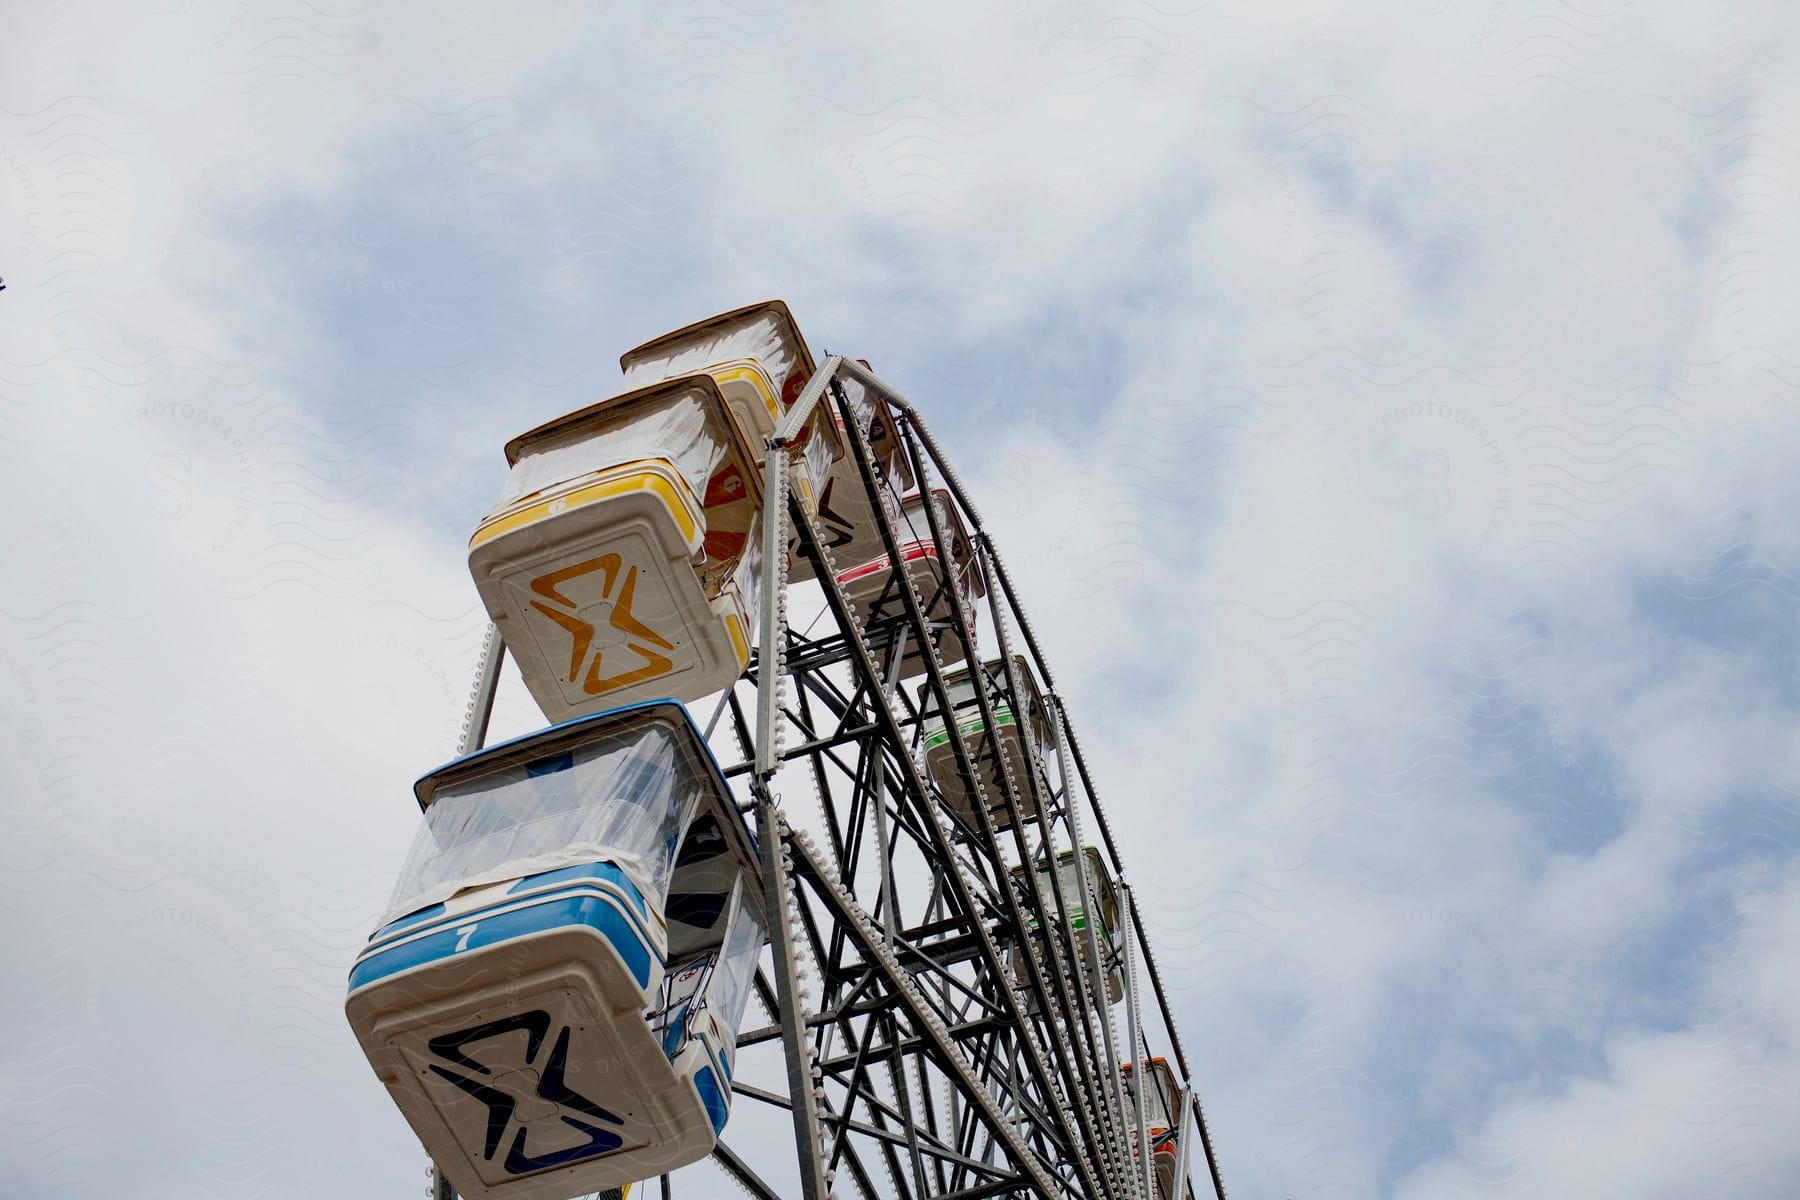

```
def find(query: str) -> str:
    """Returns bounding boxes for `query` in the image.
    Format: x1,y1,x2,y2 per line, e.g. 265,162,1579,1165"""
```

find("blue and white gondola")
346,700,764,1200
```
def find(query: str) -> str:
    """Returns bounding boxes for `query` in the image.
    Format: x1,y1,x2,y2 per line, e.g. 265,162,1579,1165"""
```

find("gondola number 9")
454,923,479,952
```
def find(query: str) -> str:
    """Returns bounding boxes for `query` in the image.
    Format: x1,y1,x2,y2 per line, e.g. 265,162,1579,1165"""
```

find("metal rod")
873,629,907,948
1170,1083,1197,1200
755,796,832,1200
775,354,843,443
932,1179,1032,1200
712,1139,786,1200
1188,1084,1230,1200
1122,888,1154,1200
703,685,734,740
755,439,791,779
887,1021,933,1199
456,623,505,757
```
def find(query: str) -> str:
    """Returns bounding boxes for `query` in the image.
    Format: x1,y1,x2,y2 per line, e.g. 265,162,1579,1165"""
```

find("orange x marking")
528,554,676,695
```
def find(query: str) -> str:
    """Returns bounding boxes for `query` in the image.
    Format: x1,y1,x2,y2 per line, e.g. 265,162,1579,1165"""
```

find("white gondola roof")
499,371,760,473
618,298,817,378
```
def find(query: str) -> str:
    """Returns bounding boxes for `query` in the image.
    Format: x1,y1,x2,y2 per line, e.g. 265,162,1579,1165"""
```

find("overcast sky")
3,2,1799,1198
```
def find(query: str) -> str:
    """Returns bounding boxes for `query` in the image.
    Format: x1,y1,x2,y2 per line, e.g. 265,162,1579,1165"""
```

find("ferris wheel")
345,302,1229,1200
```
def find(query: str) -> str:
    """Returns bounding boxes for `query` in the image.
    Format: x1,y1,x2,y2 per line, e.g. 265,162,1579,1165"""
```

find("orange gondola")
1121,1057,1186,1199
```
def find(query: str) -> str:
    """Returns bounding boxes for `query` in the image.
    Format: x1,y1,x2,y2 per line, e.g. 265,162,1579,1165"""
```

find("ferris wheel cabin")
1009,846,1124,1008
469,375,775,721
345,701,765,1200
619,299,844,557
790,361,914,579
620,300,926,592
919,654,1051,832
836,488,984,677
1121,1056,1186,1199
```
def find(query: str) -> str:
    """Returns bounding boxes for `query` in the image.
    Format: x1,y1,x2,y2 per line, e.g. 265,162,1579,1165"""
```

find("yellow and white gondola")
345,701,764,1200
469,375,769,721
619,299,843,543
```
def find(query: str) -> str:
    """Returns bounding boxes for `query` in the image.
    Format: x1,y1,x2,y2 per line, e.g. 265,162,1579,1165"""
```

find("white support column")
1170,1082,1197,1200
1052,697,1134,1194
1121,887,1155,1200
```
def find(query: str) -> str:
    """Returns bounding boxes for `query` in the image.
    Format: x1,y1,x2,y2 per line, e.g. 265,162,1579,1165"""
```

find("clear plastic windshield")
1147,1062,1179,1130
707,880,766,1057
894,491,982,595
919,665,975,727
1051,856,1085,923
932,658,1031,722
836,374,875,435
895,490,944,547
622,309,801,393
797,417,836,499
1076,849,1119,935
946,669,979,712
730,510,763,635
499,386,732,510
390,720,708,914
1042,852,1109,936
654,876,765,1069
835,375,912,491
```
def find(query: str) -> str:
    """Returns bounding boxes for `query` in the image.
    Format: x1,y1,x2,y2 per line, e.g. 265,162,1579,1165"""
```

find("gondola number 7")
454,923,479,952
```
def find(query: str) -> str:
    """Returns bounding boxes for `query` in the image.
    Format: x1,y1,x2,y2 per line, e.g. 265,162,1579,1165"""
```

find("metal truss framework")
440,358,1229,1200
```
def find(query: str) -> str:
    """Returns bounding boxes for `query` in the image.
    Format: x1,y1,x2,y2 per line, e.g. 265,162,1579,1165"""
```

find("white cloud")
1393,866,1800,1200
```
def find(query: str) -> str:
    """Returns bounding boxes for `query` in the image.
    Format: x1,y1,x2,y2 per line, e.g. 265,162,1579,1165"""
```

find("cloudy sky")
3,1,1799,1197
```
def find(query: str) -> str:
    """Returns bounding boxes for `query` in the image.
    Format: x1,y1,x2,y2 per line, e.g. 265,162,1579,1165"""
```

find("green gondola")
1009,846,1124,1008
918,654,1053,832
